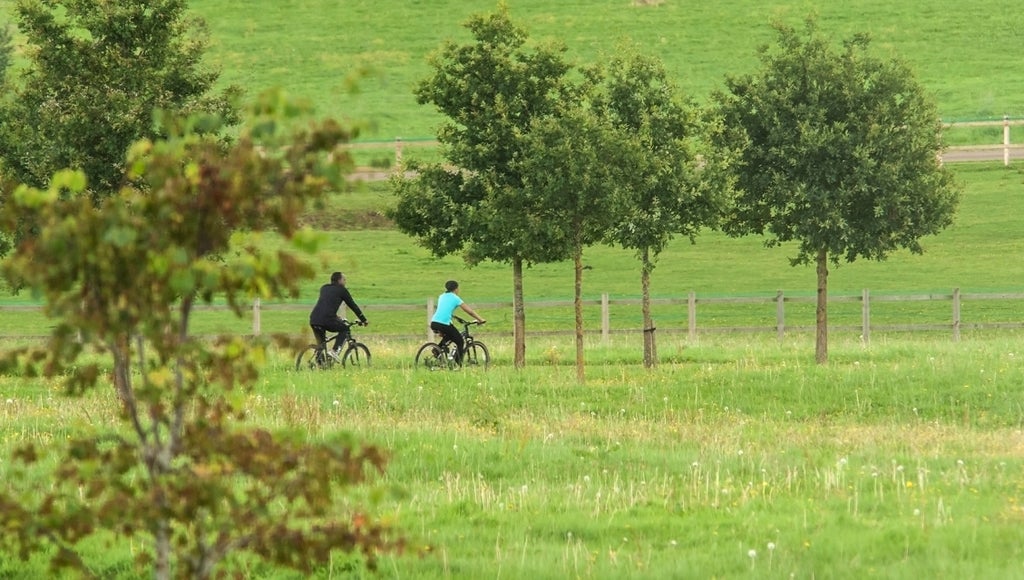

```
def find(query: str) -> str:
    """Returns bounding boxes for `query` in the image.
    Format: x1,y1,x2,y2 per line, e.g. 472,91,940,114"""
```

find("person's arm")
340,287,368,323
459,303,485,323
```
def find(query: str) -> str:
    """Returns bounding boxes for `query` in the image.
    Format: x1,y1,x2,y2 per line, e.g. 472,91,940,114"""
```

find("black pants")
430,321,464,363
311,317,348,349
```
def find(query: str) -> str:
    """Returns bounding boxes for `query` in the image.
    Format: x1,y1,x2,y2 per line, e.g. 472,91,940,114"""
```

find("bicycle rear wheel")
342,343,372,368
415,342,446,370
295,345,333,371
463,341,490,369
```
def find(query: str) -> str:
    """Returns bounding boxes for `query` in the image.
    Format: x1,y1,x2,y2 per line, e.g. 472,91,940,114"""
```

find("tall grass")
2,335,1023,577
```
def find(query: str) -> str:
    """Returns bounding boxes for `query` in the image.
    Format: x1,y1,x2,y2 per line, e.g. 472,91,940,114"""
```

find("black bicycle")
295,320,371,370
415,315,489,370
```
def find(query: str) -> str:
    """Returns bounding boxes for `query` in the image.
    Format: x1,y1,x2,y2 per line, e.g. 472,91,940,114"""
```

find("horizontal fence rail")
4,289,1022,342
299,288,1024,343
349,118,1024,177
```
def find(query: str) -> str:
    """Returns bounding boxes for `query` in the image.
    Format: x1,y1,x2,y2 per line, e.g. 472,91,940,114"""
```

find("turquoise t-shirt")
431,291,463,324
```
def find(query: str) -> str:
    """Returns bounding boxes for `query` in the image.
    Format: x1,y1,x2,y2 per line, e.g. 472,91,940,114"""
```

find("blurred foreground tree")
0,92,402,579
712,17,960,364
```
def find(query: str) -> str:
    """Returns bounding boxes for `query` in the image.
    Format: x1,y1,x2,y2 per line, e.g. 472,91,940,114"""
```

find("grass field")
1,1,1024,578
2,334,1023,578
5,1,1019,144
181,0,1024,144
1,162,1022,344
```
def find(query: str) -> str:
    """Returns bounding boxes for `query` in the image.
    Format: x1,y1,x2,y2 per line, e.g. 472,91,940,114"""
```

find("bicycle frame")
416,315,489,370
297,319,371,370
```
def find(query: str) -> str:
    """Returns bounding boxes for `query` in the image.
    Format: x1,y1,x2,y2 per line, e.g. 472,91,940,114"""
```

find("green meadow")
182,0,1024,139
2,0,1024,578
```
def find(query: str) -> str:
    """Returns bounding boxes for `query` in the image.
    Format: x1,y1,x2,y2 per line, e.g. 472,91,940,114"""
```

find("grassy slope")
185,0,1024,142
297,163,1024,303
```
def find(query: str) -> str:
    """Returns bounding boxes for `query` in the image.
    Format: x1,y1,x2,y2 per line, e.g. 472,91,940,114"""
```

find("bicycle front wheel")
296,345,332,371
342,343,372,368
463,341,490,369
415,342,446,370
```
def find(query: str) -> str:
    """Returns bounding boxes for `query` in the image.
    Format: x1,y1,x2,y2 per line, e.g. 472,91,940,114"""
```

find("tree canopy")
0,0,240,203
712,17,961,363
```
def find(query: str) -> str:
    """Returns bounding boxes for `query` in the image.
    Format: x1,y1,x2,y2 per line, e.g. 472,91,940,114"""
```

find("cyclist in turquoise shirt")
430,280,485,364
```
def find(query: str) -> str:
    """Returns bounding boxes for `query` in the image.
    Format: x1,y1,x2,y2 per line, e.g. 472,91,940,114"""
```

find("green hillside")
184,0,1024,142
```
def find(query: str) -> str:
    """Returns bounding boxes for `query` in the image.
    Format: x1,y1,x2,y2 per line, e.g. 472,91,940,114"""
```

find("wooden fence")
350,117,1024,171
240,288,1024,343
4,288,1021,342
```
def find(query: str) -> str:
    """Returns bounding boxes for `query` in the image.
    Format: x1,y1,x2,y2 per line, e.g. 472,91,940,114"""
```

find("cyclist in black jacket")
309,272,368,349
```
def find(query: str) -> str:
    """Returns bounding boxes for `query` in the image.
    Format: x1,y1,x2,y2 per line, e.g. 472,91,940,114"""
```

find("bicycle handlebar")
453,315,485,327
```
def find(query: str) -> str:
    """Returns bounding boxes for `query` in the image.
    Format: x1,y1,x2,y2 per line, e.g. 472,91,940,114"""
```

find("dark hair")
444,280,459,292
331,272,343,284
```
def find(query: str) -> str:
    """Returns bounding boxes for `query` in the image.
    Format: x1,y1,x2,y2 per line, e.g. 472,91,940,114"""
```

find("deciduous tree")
0,93,401,579
517,106,636,382
712,17,960,363
0,0,240,204
389,7,578,368
595,45,732,367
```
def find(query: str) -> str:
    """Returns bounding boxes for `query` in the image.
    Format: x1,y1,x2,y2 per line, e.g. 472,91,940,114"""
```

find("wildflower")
767,542,775,551
748,549,757,559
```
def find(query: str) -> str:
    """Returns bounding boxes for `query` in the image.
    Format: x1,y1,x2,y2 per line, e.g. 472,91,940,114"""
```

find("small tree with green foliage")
517,105,637,382
595,45,733,367
0,93,401,578
712,18,960,364
389,7,578,368
0,0,240,204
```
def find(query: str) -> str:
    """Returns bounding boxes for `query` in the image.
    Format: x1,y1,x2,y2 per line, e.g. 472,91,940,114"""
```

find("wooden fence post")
952,287,961,342
252,297,261,336
861,288,871,345
775,290,785,342
1004,116,1011,167
426,297,434,342
688,291,696,341
601,293,610,343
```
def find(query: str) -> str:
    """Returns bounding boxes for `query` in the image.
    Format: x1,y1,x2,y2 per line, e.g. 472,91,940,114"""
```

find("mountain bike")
295,320,371,370
415,315,489,370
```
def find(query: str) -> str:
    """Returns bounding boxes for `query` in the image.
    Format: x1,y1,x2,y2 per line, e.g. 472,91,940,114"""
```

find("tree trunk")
641,247,657,368
815,247,828,364
512,256,526,369
574,248,585,384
